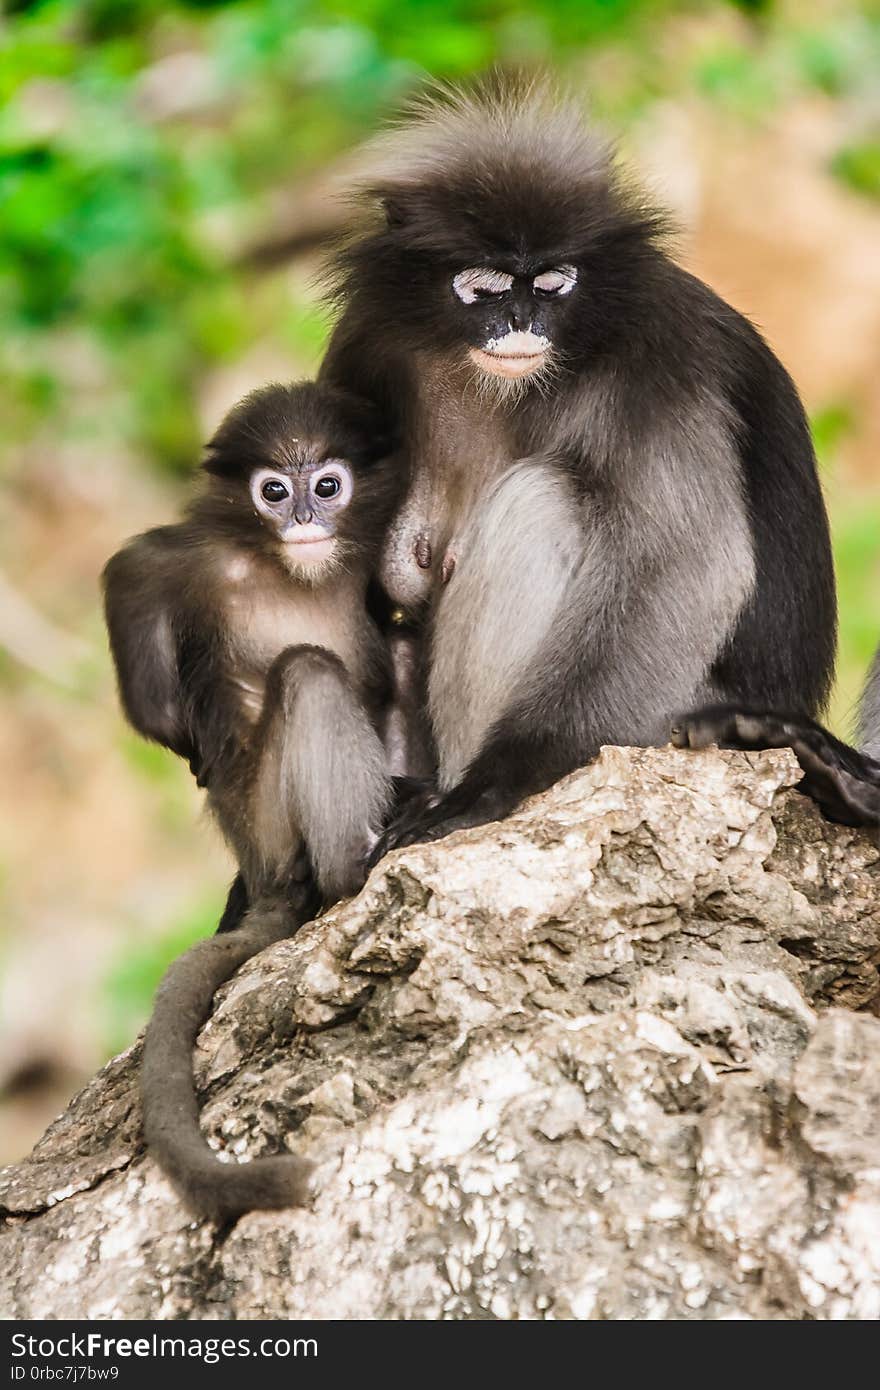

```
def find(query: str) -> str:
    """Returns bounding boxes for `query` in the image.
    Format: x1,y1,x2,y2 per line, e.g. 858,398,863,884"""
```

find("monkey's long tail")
140,897,314,1223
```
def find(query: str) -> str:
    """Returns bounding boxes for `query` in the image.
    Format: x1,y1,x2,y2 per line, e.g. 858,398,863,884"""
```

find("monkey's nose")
508,307,531,332
294,506,314,525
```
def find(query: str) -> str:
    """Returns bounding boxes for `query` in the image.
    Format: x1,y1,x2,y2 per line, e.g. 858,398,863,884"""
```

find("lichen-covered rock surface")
2,746,879,1320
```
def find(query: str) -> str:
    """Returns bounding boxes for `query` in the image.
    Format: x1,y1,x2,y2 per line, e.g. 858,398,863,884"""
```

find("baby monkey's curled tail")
140,893,316,1223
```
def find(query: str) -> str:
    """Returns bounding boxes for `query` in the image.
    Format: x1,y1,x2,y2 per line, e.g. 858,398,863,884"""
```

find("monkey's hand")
672,704,880,828
368,781,516,864
390,775,436,811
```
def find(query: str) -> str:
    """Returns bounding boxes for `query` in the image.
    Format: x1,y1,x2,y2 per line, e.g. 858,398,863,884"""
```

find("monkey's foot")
672,704,880,828
368,788,441,863
368,783,514,863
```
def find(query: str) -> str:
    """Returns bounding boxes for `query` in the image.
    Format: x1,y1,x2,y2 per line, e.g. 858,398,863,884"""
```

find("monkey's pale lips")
469,331,550,380
281,524,336,566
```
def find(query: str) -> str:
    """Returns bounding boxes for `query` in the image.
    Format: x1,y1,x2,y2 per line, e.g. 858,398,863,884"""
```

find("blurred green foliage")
831,495,880,727
832,139,880,200
118,730,202,833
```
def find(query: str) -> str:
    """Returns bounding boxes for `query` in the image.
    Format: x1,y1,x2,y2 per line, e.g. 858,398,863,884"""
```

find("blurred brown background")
1,0,878,1163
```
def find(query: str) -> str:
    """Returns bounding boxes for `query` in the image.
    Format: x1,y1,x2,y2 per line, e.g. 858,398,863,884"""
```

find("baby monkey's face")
250,456,355,576
205,382,395,582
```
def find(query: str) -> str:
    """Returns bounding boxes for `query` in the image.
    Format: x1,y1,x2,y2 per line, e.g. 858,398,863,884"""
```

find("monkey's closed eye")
453,268,514,304
261,478,290,503
533,266,578,297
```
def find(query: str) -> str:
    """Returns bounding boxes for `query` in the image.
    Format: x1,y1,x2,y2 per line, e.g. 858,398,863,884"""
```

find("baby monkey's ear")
201,444,232,478
201,443,262,480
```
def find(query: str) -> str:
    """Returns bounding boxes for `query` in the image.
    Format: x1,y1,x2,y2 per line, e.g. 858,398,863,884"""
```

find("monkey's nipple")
440,553,457,585
414,532,432,570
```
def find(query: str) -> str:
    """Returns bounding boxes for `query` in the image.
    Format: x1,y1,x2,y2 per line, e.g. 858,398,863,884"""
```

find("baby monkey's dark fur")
103,382,402,1221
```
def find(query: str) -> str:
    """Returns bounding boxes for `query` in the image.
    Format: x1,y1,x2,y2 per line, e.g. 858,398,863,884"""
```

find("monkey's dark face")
250,456,355,575
450,264,578,380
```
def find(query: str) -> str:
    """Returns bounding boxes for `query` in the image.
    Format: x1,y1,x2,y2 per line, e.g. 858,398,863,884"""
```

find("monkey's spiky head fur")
330,79,671,376
358,80,619,261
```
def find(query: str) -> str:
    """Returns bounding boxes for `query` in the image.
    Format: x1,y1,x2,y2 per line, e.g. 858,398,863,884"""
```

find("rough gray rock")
2,746,880,1320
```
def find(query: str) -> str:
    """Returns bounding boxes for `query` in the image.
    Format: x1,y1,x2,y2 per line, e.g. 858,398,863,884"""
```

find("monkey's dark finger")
369,814,427,862
381,813,473,850
372,796,486,853
678,709,764,749
367,795,440,865
671,707,743,749
365,836,390,870
289,878,321,920
366,816,419,866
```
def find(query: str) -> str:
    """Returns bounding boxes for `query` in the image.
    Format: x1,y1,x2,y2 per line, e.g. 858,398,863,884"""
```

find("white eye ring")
310,460,353,507
533,265,578,296
251,468,291,509
453,268,514,304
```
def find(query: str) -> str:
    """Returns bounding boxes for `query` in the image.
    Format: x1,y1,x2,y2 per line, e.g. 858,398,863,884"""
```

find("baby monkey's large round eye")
261,478,289,503
310,461,353,506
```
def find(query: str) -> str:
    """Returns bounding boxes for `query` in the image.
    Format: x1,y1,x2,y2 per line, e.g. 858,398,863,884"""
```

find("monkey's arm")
672,705,880,827
103,529,244,786
102,530,195,765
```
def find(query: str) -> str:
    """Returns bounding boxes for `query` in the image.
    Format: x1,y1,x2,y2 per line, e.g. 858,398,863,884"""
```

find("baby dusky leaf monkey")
103,382,405,1221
